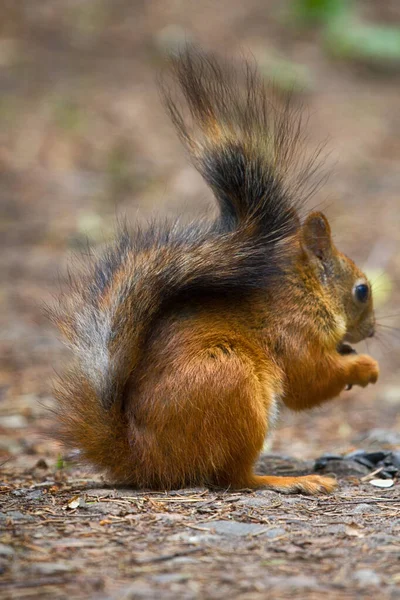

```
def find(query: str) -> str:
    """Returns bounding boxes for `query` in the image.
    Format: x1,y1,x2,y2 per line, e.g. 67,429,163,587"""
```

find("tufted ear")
301,212,333,261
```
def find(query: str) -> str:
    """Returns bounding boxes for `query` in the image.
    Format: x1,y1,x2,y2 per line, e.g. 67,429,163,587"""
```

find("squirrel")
50,48,379,495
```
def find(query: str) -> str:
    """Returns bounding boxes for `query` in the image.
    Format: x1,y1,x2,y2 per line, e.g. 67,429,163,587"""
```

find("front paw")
349,355,379,388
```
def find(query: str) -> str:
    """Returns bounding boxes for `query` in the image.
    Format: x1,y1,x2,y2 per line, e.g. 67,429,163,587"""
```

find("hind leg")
132,337,336,494
131,341,279,489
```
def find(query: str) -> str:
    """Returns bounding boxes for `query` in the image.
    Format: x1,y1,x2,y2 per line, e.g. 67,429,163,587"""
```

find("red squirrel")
50,48,379,494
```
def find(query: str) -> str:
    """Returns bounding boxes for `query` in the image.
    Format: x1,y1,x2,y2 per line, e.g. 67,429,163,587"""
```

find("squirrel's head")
301,212,375,344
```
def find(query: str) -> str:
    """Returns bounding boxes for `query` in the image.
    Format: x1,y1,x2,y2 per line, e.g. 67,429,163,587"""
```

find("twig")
0,578,73,590
316,498,400,507
360,467,384,481
134,547,202,564
145,497,208,503
186,524,213,532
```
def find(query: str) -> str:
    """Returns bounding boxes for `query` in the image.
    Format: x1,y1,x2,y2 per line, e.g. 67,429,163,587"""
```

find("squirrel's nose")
368,329,375,338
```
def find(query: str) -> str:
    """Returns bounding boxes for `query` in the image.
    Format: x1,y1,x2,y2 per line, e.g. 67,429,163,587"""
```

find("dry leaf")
345,524,364,538
66,495,81,510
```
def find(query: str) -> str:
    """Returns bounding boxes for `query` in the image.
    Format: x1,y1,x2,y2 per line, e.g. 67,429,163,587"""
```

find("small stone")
85,501,118,514
0,415,28,428
200,520,269,537
0,544,14,557
4,511,34,521
25,490,43,500
33,562,76,575
363,451,388,464
346,449,367,459
353,456,375,469
324,524,346,535
314,459,369,477
237,497,271,508
168,532,219,544
379,469,397,479
269,575,319,590
390,451,400,469
156,513,184,524
265,527,286,539
352,503,380,514
314,454,344,470
353,569,381,587
85,489,114,499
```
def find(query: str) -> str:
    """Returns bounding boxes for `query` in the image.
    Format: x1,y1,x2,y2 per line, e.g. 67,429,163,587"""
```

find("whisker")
376,324,400,332
375,329,400,350
370,273,399,290
370,271,386,286
371,288,393,295
373,332,393,353
375,333,400,347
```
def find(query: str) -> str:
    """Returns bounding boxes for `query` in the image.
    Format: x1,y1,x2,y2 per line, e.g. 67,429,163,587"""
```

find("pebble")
352,503,380,514
25,490,43,500
237,497,271,508
353,569,381,587
0,511,34,521
33,562,76,575
0,544,14,557
314,458,369,476
268,575,320,590
199,520,269,537
0,415,28,428
265,527,286,539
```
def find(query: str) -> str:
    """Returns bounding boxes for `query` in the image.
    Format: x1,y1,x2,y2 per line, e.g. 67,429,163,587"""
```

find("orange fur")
50,48,379,495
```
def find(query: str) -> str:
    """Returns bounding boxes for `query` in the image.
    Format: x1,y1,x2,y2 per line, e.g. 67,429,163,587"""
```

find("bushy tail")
161,47,321,234
50,47,320,482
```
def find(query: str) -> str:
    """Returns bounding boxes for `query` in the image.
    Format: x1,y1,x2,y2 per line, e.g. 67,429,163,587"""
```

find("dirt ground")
0,1,400,598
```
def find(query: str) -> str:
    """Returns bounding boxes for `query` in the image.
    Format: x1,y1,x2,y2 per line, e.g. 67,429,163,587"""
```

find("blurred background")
1,0,399,468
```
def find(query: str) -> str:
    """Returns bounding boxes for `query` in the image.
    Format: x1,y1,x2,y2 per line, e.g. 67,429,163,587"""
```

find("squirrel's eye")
354,283,369,304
